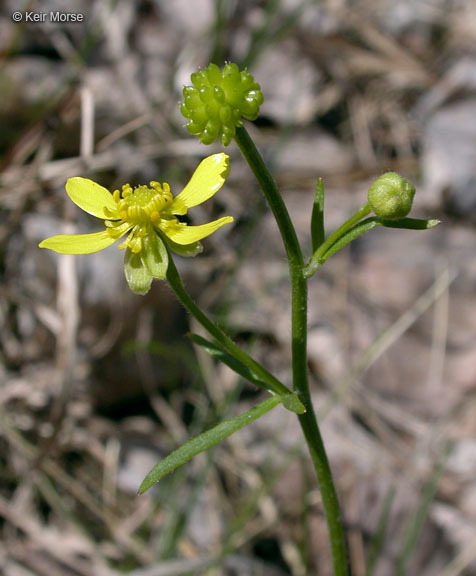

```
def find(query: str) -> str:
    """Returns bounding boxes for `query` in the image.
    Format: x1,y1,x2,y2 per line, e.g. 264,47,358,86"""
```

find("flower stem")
165,255,290,397
234,125,349,576
305,202,372,278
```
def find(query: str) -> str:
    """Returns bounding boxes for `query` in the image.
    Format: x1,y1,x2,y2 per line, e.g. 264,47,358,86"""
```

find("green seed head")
180,62,264,146
368,172,416,220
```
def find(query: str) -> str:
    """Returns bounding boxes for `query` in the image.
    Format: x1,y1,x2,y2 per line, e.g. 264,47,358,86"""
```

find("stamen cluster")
105,181,173,253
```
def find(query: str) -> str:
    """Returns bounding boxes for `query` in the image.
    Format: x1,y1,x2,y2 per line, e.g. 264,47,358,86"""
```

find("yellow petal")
65,177,119,219
160,216,233,245
39,230,118,254
168,154,229,215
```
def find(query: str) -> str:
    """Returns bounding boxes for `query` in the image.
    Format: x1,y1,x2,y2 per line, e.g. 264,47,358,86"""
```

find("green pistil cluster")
180,63,263,146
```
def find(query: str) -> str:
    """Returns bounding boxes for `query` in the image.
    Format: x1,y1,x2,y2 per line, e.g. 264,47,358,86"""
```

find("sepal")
124,248,153,295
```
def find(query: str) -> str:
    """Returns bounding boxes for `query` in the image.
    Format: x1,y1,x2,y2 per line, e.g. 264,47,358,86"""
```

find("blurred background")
1,0,476,574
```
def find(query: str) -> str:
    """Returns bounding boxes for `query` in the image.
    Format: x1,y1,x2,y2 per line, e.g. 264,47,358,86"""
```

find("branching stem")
234,125,349,576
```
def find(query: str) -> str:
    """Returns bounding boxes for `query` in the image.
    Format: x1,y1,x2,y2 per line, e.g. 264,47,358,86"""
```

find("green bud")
180,63,264,146
367,172,416,220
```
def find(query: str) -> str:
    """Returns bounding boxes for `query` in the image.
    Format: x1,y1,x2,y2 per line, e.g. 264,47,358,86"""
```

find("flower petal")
168,153,229,215
160,216,233,245
124,248,153,295
39,230,118,254
65,177,119,219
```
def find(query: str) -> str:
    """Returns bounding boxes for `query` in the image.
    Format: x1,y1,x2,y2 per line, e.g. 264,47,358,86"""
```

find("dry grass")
1,1,476,574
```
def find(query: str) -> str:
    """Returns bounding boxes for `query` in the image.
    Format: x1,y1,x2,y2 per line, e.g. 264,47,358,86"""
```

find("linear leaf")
189,333,305,413
321,217,380,261
138,395,282,493
379,217,441,230
189,333,266,389
302,218,381,277
311,178,325,252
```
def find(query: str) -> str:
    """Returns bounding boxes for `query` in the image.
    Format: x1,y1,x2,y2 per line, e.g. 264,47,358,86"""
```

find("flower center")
113,181,173,225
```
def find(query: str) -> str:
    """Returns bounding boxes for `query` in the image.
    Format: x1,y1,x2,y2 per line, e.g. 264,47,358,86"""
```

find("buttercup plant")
40,62,439,575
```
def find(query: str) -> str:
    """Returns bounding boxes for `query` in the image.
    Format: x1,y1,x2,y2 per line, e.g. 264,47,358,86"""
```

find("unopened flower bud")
368,172,415,220
180,63,264,146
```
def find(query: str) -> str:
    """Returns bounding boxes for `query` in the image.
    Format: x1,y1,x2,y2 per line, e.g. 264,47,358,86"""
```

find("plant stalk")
234,125,349,576
305,203,372,278
165,256,290,397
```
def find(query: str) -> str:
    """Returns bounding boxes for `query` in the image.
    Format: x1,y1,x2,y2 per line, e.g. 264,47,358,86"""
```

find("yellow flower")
39,153,233,294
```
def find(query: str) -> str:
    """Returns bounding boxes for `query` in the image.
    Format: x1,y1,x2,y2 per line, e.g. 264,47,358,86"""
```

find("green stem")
165,256,290,397
234,125,349,576
234,126,302,269
305,202,372,278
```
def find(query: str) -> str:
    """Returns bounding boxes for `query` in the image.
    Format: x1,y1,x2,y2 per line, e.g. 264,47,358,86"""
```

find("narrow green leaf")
188,333,267,391
304,217,380,278
138,395,282,493
311,178,325,252
306,217,440,277
322,217,381,261
189,333,303,412
304,203,373,278
379,217,441,230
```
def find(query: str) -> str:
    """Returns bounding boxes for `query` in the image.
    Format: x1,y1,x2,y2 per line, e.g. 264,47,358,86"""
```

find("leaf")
304,212,439,279
189,334,303,413
188,333,266,390
304,217,380,277
310,178,325,252
138,395,282,493
379,217,441,230
321,217,381,261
